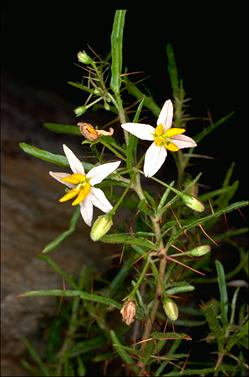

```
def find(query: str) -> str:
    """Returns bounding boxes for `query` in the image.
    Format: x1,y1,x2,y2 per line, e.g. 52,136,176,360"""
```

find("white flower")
49,145,121,226
121,99,197,177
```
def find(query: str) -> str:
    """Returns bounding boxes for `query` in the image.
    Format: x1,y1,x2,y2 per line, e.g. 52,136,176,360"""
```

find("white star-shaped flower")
49,145,121,226
121,99,197,177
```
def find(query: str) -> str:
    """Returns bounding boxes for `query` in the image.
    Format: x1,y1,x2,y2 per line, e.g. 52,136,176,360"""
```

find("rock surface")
1,75,113,376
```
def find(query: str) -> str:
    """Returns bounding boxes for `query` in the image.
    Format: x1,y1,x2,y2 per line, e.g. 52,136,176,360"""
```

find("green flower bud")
90,214,113,241
74,106,87,117
77,50,93,65
189,245,211,257
104,102,110,111
181,194,205,213
163,297,179,321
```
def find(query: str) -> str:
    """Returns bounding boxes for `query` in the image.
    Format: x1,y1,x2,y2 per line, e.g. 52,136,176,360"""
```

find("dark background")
2,2,249,201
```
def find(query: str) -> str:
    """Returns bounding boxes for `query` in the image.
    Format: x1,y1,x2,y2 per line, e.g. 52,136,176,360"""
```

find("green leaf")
175,319,206,327
157,180,175,215
169,201,249,245
225,320,249,352
164,367,215,376
67,81,95,94
22,337,50,376
77,357,86,377
43,122,81,136
125,78,161,117
194,111,234,143
166,43,179,97
151,332,192,341
66,336,106,358
110,331,139,374
42,207,80,254
19,142,93,170
215,260,228,325
39,255,78,289
101,233,155,249
20,289,121,309
165,285,195,295
229,287,240,326
110,10,127,93
201,301,224,351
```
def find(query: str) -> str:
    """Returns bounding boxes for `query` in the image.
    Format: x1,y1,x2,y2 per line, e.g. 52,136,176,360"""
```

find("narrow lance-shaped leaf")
39,255,78,289
201,301,224,352
110,10,126,93
19,289,122,309
215,260,228,325
168,201,249,245
194,111,234,143
43,122,81,136
166,43,179,97
42,207,81,254
101,233,155,249
19,143,93,170
125,78,161,117
110,330,139,374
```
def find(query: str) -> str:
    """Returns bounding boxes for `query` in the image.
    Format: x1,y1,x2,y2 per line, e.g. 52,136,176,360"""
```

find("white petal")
171,134,197,149
80,196,93,226
63,144,85,174
121,123,155,140
157,99,173,131
89,187,113,213
87,161,121,186
49,171,75,188
144,143,167,177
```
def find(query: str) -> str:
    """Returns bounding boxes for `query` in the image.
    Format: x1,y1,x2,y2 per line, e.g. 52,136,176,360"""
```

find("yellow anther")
59,188,80,202
165,128,185,138
72,183,91,205
154,136,165,146
165,141,179,151
154,124,164,136
61,173,86,185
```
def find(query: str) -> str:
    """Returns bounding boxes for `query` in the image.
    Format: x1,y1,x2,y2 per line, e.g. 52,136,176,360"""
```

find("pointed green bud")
163,297,179,321
181,194,205,212
74,106,87,117
90,214,113,241
104,102,110,111
189,245,211,257
77,50,93,65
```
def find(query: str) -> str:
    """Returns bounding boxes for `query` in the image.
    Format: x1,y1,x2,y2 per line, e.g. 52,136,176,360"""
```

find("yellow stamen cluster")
153,124,185,151
59,173,91,205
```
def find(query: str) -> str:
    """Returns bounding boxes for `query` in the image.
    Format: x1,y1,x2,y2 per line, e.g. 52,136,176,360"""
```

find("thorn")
198,223,218,246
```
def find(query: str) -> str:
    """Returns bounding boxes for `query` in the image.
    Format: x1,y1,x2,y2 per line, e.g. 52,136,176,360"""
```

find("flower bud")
77,50,93,65
163,297,179,321
189,245,211,257
104,102,110,111
74,106,87,117
181,194,205,213
90,214,113,241
120,300,136,325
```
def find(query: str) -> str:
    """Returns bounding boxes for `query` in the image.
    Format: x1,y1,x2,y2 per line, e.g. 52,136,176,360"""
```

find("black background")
2,2,249,202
